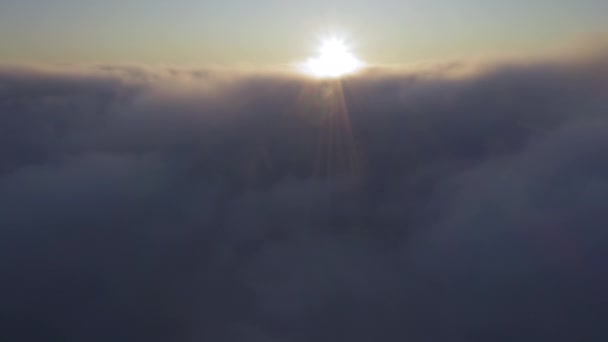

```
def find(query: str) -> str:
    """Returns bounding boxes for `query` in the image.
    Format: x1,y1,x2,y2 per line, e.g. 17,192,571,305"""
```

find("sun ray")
295,79,361,179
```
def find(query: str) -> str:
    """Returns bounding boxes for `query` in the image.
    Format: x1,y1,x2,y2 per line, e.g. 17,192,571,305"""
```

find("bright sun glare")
300,36,365,78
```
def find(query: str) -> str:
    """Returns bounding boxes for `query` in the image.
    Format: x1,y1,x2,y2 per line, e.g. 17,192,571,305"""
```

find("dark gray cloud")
1,54,608,341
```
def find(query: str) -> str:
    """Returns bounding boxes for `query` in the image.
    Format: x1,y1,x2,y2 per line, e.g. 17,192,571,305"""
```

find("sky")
1,0,607,65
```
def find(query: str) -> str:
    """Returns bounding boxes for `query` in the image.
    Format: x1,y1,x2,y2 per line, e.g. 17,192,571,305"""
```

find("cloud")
1,51,608,341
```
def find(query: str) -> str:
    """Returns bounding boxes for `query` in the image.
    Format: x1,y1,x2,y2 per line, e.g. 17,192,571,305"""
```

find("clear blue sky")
1,0,606,65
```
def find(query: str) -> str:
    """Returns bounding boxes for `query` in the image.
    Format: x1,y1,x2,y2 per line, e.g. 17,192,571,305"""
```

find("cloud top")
1,51,608,341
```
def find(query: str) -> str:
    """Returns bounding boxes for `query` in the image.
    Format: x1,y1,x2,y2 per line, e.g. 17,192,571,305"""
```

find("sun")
300,36,365,78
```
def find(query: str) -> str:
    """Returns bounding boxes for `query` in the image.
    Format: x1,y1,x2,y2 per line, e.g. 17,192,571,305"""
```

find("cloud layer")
1,54,608,341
